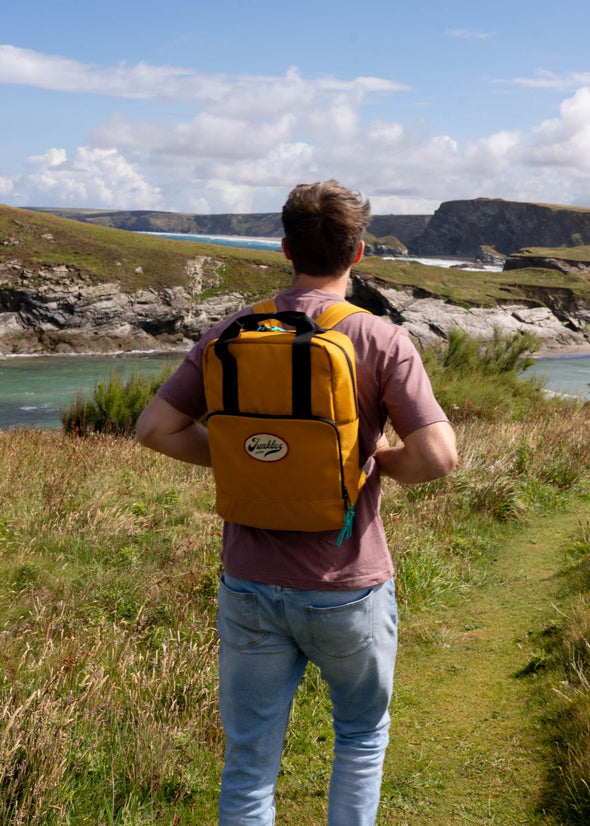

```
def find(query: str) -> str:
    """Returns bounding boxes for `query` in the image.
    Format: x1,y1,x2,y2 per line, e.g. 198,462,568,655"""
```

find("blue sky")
1,0,590,215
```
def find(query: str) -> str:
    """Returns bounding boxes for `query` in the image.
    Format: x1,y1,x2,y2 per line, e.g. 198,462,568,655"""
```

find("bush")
421,328,552,422
60,365,174,437
441,327,539,376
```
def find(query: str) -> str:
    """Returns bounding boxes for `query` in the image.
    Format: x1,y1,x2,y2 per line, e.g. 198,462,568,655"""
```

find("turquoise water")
140,232,282,251
528,353,590,401
0,350,588,431
0,353,183,430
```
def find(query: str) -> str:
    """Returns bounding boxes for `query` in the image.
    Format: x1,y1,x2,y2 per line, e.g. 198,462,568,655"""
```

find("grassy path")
379,499,590,825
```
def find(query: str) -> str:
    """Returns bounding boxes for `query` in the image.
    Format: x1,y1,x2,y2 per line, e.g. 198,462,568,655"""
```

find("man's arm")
136,395,211,467
375,421,457,484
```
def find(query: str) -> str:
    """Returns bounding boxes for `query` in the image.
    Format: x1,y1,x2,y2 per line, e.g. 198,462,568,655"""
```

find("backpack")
202,298,370,544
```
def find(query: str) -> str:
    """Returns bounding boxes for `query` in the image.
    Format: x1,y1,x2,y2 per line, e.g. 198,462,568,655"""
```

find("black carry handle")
214,311,323,416
216,311,322,344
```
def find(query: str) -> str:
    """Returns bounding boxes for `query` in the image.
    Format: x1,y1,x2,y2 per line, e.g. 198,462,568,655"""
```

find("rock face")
1,256,588,356
503,254,590,275
348,273,590,350
367,215,431,245
0,258,246,355
407,199,590,258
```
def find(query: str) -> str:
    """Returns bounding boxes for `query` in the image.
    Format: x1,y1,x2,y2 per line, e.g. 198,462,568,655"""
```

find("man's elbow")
435,446,458,478
424,427,458,480
135,409,158,448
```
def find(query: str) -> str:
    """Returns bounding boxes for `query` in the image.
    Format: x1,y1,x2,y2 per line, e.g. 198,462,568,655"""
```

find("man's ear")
281,238,292,260
353,240,365,264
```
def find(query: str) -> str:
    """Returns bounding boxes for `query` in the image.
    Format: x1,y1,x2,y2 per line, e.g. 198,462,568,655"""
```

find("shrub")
440,327,539,376
60,365,174,436
421,328,553,423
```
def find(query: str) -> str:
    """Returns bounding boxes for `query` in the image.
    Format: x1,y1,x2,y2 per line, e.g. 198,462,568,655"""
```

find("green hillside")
0,205,291,298
3,204,590,308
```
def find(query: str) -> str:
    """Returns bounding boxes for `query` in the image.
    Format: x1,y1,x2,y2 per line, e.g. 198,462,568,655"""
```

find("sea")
1,349,587,431
0,234,588,430
138,231,282,252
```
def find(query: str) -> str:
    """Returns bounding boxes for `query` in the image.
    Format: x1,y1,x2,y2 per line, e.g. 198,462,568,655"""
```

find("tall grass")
0,432,223,824
536,521,590,824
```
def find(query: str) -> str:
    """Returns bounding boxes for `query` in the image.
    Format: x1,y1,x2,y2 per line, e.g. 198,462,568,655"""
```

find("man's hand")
375,421,457,484
136,395,211,467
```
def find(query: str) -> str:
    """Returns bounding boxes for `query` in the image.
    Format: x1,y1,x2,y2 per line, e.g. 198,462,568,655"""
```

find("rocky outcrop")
0,258,246,355
348,273,590,350
2,257,588,356
364,237,407,257
407,199,590,258
503,254,590,274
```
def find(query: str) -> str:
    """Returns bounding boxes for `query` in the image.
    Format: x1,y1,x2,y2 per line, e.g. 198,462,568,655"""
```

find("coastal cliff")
40,199,590,264
407,199,590,258
2,259,589,356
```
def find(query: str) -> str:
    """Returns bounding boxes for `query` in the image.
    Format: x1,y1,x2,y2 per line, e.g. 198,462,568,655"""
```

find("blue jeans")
217,575,398,825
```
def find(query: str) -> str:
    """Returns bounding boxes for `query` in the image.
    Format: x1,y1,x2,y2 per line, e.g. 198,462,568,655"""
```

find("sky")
2,0,590,217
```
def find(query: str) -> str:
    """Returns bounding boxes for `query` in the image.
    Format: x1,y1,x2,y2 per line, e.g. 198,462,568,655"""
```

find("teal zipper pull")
336,504,355,548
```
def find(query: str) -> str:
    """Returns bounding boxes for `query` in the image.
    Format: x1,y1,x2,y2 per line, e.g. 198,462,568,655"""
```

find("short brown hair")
281,180,371,276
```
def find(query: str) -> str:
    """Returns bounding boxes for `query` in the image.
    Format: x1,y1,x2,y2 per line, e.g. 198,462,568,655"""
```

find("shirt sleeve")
157,347,204,419
379,326,448,440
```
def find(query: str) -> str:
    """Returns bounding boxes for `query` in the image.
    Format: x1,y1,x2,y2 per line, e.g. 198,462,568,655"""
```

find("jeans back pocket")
304,590,373,657
217,577,268,649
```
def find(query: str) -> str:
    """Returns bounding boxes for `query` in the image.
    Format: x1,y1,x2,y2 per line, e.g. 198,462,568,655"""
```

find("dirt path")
380,500,590,825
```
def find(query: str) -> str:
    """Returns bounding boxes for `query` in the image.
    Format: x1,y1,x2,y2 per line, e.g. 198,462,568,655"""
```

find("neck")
291,270,350,298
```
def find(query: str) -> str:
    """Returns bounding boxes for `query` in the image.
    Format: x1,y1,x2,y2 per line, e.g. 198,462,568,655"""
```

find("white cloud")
0,44,228,101
502,69,590,91
445,29,494,40
0,45,407,105
0,176,14,198
91,111,297,161
10,147,162,209
526,88,590,170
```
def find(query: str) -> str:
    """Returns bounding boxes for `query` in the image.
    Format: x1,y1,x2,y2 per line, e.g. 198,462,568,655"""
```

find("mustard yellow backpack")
202,299,370,544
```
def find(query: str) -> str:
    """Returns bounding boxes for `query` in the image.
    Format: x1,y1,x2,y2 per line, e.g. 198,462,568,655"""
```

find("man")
136,180,457,825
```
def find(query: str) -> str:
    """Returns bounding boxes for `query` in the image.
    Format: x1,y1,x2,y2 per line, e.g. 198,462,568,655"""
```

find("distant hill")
407,198,590,258
30,207,432,246
34,199,590,260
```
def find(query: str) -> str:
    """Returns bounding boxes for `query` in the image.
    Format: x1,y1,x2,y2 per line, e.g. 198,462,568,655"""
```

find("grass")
514,245,590,262
0,432,224,824
0,204,291,297
532,520,590,823
2,334,590,823
355,255,590,306
384,502,590,826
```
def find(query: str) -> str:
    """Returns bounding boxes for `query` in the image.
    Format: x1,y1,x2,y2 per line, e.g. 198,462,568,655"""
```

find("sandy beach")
534,343,590,358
